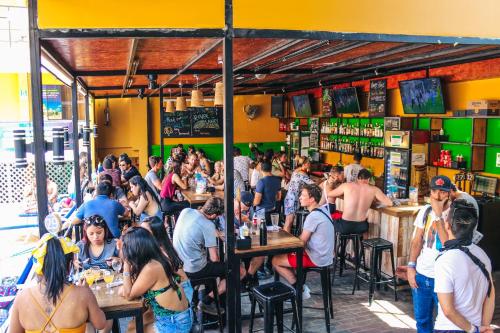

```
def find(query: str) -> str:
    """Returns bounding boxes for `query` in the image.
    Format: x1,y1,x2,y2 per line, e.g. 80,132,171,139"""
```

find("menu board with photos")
368,79,387,117
309,118,319,149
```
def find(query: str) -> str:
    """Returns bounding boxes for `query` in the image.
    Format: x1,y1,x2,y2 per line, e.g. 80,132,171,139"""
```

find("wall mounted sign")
368,79,387,117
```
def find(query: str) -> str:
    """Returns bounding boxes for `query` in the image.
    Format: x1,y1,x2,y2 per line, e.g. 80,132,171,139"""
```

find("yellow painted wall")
94,98,149,175
37,0,499,40
234,0,500,39
0,73,26,121
149,94,285,146
38,0,224,29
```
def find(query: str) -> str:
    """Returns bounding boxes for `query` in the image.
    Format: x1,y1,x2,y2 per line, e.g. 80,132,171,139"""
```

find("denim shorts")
155,308,193,333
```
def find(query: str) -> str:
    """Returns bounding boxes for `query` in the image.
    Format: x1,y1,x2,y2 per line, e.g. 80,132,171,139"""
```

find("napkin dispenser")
236,236,252,250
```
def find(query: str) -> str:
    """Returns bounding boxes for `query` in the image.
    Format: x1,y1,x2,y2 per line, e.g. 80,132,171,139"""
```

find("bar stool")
354,238,397,305
190,276,224,333
332,233,364,280
249,282,301,333
303,266,334,333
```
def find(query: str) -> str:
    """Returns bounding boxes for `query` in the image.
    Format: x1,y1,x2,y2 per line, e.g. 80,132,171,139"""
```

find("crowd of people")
9,144,496,333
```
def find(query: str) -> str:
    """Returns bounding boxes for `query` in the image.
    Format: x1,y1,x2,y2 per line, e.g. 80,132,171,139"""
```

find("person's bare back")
329,180,393,222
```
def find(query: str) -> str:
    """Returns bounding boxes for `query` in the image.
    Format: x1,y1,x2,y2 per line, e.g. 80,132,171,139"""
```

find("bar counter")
335,199,424,274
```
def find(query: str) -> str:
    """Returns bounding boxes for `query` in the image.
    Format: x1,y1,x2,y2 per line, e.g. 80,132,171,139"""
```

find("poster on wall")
321,88,334,116
368,79,387,117
42,85,63,120
309,118,319,149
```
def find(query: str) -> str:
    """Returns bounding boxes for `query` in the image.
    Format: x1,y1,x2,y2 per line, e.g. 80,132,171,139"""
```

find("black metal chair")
354,238,398,306
249,282,301,333
292,209,309,237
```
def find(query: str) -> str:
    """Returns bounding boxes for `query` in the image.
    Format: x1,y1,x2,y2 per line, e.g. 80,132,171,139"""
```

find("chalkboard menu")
163,111,192,137
191,107,223,137
368,79,387,117
162,107,223,138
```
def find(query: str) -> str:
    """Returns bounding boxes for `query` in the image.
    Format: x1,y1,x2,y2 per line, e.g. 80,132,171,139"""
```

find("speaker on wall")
271,95,284,118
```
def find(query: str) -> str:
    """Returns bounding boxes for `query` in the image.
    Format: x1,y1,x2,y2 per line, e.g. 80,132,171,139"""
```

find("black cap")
430,175,452,192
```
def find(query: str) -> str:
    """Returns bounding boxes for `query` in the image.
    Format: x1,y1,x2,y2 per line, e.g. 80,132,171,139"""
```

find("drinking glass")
270,213,280,232
103,270,114,294
90,266,101,290
112,259,123,282
84,270,96,290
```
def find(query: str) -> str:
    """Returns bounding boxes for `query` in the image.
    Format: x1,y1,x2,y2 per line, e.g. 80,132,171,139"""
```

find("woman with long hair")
9,234,106,333
121,227,192,332
74,215,119,270
159,161,189,216
141,216,193,302
196,149,211,176
283,156,314,232
129,175,163,222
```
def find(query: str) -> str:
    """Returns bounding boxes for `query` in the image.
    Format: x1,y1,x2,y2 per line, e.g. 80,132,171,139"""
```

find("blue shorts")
155,308,193,333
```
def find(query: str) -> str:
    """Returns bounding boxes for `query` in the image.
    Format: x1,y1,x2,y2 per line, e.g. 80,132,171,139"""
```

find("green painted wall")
151,141,285,162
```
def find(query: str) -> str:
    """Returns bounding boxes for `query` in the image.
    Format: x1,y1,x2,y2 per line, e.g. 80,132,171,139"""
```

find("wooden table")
93,282,144,333
181,189,224,206
229,229,305,333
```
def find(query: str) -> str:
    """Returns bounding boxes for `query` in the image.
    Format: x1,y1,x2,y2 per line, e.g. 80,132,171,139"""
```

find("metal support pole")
28,0,48,235
146,97,152,159
85,94,92,179
159,89,165,178
223,0,236,331
71,81,82,207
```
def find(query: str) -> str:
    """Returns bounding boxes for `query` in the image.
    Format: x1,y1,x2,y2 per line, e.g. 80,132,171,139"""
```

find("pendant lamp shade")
214,82,224,106
165,100,175,112
190,90,204,107
176,97,187,111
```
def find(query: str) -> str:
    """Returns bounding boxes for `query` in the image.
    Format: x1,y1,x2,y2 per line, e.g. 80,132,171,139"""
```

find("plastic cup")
270,213,279,232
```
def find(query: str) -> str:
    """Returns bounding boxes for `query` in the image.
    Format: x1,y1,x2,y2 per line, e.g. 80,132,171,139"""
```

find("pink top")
160,173,176,199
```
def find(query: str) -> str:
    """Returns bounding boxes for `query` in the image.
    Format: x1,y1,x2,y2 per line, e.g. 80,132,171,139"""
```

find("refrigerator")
383,130,412,199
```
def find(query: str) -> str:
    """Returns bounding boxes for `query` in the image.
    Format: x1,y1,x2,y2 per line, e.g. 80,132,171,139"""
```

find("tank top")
161,173,176,199
25,285,86,333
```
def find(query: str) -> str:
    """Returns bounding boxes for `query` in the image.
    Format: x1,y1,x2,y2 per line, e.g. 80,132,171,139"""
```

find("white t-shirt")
344,163,363,183
434,244,492,330
414,204,450,278
250,168,262,188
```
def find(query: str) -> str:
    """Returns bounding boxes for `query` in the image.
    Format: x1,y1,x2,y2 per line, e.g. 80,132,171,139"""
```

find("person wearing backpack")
433,199,495,333
407,175,453,333
272,183,334,299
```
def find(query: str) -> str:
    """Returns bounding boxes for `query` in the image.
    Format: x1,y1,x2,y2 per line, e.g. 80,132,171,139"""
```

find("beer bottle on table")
259,218,267,246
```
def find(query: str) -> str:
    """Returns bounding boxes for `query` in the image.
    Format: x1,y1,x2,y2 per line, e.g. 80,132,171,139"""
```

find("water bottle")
259,218,267,245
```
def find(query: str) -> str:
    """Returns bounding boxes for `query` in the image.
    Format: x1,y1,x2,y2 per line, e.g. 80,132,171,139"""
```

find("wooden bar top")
181,189,224,205
235,229,304,255
93,282,143,313
375,204,425,217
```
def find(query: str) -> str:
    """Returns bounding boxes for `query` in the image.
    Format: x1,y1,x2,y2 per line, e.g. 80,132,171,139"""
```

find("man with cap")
234,191,255,227
408,175,453,333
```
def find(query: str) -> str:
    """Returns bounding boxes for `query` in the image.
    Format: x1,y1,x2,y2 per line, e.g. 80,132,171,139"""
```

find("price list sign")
368,79,387,117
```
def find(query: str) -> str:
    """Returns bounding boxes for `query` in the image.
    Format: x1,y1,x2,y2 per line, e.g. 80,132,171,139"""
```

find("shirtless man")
328,168,392,234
